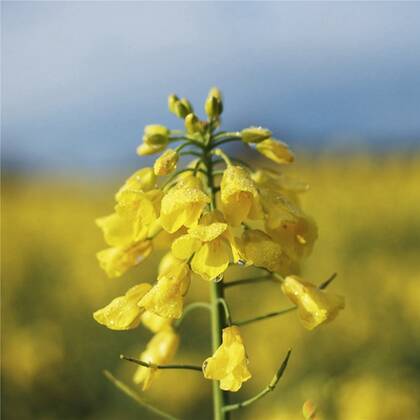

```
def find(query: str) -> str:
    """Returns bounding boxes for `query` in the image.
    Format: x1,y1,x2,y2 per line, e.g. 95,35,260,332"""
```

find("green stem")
217,298,232,326
103,370,181,420
174,301,211,328
223,275,274,289
235,306,296,327
120,356,202,372
204,145,229,420
222,350,291,412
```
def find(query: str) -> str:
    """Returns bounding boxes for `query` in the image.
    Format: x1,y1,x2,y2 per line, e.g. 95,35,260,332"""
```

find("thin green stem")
217,298,232,326
222,350,292,412
212,148,232,166
213,131,240,140
223,275,274,289
212,137,242,148
235,306,296,327
120,356,202,372
103,370,181,420
174,302,211,328
319,272,337,290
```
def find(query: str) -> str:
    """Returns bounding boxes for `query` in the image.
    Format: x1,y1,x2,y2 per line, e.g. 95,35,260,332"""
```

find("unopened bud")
241,127,272,143
204,87,223,119
143,124,170,146
153,149,179,176
185,113,202,135
168,94,179,114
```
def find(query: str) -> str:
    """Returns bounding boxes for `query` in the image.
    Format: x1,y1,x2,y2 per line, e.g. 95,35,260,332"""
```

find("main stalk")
203,141,228,420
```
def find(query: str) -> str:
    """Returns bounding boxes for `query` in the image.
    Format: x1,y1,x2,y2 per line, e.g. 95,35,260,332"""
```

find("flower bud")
255,138,294,164
143,124,170,146
205,87,223,119
173,101,189,119
168,94,179,114
185,113,202,135
137,143,166,156
240,127,272,143
153,149,179,176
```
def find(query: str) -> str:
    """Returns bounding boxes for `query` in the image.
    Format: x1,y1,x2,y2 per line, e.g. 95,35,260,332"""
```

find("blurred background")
2,2,420,419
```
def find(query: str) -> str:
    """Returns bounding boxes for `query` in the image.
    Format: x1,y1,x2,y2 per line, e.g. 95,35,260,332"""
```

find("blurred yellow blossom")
255,138,294,164
133,327,179,390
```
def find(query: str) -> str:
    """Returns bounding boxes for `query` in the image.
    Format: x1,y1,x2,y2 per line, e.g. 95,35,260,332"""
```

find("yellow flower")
238,229,292,275
159,178,210,233
137,143,166,156
267,214,318,262
281,275,345,330
220,165,262,226
138,254,191,319
203,326,251,392
154,149,179,176
97,240,153,278
96,212,135,248
133,327,179,390
255,138,294,164
172,211,240,281
93,283,152,330
141,311,172,333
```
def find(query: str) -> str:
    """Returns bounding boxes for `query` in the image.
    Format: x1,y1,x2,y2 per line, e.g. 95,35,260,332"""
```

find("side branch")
222,350,292,412
224,275,274,289
103,370,181,420
174,301,211,327
120,355,203,372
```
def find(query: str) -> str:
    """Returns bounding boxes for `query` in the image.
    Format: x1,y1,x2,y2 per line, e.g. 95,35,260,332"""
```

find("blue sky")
2,1,420,172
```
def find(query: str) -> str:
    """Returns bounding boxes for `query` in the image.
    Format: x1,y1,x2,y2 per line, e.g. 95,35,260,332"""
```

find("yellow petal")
96,213,134,248
93,283,151,330
141,311,172,333
255,138,294,164
171,234,201,260
188,222,227,242
97,240,153,278
160,184,210,233
115,168,156,201
281,275,345,330
191,239,231,281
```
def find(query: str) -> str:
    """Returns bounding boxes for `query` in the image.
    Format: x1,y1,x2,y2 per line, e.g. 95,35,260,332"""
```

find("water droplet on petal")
213,274,224,283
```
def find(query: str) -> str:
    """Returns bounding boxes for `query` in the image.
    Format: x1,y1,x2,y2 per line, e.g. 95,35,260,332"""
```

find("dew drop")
213,274,224,283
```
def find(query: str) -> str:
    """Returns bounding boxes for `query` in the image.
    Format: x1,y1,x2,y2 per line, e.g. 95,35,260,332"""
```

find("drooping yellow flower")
220,165,262,226
141,311,172,333
172,211,240,281
281,275,345,330
255,138,294,164
203,326,251,392
238,229,292,275
159,177,210,233
154,149,179,176
138,254,191,319
133,327,179,390
97,240,153,278
93,283,152,330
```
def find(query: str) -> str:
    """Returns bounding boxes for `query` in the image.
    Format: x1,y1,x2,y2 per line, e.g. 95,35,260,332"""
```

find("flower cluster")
94,88,344,414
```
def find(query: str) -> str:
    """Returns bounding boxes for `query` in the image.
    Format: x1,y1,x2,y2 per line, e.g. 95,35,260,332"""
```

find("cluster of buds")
95,88,344,418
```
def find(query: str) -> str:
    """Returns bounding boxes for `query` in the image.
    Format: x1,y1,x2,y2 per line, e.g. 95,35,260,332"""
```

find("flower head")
281,275,345,330
203,326,251,392
93,283,152,330
137,125,170,156
133,327,179,390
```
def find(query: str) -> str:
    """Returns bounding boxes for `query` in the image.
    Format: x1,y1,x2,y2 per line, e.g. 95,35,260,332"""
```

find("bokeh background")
2,2,420,420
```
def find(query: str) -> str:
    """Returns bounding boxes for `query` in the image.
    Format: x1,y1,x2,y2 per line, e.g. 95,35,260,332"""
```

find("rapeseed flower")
203,326,251,391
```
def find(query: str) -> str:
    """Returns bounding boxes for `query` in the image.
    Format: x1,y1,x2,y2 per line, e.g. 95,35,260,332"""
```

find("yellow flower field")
2,153,420,420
